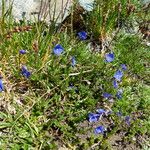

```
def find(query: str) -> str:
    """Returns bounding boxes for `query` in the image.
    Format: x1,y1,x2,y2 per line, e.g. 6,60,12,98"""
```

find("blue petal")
125,116,131,125
71,56,76,67
0,79,4,92
105,53,114,62
19,49,26,54
114,70,123,81
103,93,112,99
96,109,105,115
78,31,87,40
116,89,123,99
116,111,122,117
21,66,27,73
94,126,105,134
21,66,31,78
69,83,74,88
53,44,64,56
25,71,31,78
67,83,75,91
121,64,127,71
88,113,100,122
113,80,118,88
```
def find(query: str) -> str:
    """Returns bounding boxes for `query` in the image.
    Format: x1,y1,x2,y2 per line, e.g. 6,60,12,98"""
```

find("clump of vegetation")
0,0,149,149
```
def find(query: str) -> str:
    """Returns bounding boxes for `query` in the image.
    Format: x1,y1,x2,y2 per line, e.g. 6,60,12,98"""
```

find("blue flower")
88,113,100,122
114,70,123,81
121,64,127,71
94,126,105,134
96,109,105,115
53,44,64,56
113,80,118,88
125,116,131,125
67,83,74,91
78,31,87,40
103,93,112,99
21,66,31,78
69,83,74,88
116,89,123,99
116,111,122,117
71,56,76,67
105,53,114,62
0,79,4,92
19,49,26,54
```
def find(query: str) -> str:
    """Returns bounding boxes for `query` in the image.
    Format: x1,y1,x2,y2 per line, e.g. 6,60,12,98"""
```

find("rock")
141,0,150,5
0,0,94,23
80,0,94,11
0,0,72,23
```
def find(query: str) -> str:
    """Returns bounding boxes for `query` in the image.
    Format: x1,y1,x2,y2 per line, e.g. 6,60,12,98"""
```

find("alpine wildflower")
125,116,131,125
21,66,31,78
113,80,118,88
0,79,4,92
116,89,123,99
103,93,112,99
114,70,123,81
67,83,74,91
105,53,114,62
78,31,87,40
53,44,64,56
19,49,26,54
121,64,127,71
94,126,105,134
88,113,100,123
71,56,76,67
116,111,122,117
96,109,105,115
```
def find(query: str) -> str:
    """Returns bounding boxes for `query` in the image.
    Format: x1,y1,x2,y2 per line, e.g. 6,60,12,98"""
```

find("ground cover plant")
0,0,150,149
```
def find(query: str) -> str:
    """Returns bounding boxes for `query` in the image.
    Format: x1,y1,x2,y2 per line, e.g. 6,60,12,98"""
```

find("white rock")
0,0,72,23
141,0,150,4
0,0,94,23
146,42,150,46
79,0,94,11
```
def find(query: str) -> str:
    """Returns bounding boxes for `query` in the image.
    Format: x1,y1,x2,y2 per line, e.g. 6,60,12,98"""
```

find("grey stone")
0,0,72,23
0,0,94,23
